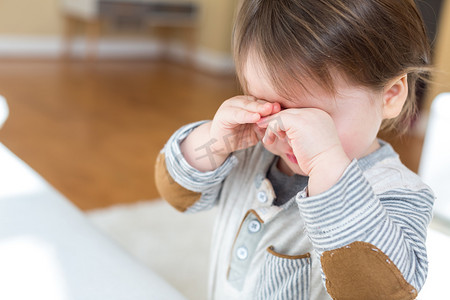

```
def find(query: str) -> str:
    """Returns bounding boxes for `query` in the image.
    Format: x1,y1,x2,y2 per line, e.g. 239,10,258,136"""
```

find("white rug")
86,199,450,300
86,200,216,300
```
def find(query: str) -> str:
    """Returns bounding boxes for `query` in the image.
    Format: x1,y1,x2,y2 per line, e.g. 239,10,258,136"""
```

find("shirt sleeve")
160,121,239,213
296,159,434,299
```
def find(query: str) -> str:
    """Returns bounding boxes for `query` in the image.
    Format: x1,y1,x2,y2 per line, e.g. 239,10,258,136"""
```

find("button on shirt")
227,157,309,293
236,246,248,260
257,191,268,203
248,220,261,233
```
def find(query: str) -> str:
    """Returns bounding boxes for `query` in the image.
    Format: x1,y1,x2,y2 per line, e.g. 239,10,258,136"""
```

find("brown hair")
233,0,431,132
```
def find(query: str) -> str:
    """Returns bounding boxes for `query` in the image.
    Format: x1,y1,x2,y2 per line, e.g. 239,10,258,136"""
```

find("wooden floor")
0,59,424,211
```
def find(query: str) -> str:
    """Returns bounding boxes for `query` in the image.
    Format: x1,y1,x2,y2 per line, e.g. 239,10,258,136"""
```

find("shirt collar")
357,139,399,172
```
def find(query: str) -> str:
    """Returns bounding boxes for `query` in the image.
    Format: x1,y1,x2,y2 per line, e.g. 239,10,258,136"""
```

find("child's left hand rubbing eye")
256,108,347,176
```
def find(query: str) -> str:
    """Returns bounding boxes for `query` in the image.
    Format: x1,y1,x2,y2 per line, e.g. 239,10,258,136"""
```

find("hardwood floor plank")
0,60,239,210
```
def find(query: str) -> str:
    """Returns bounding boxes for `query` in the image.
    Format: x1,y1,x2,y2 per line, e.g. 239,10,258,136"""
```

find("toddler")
155,0,434,299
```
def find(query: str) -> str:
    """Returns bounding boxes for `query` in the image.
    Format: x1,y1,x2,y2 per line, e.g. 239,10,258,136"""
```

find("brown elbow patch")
154,152,201,212
321,241,417,300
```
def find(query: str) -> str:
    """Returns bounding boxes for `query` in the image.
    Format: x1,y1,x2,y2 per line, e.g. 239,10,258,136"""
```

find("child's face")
244,56,384,176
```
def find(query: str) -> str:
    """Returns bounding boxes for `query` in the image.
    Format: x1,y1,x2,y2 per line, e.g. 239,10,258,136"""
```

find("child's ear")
382,74,408,119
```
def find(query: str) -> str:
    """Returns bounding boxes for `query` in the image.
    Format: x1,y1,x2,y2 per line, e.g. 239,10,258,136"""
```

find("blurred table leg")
86,18,101,61
61,14,100,61
61,14,77,60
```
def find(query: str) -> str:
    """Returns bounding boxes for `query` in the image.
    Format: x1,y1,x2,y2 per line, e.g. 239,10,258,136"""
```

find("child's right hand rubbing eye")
208,96,281,156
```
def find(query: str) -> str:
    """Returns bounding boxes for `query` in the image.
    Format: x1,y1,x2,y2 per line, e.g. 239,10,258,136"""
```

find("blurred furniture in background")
416,0,443,49
417,92,450,299
423,0,450,113
0,97,187,300
415,0,443,110
0,96,8,129
419,93,450,224
61,0,199,60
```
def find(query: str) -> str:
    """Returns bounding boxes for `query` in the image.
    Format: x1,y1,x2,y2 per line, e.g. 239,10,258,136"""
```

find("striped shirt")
162,122,434,299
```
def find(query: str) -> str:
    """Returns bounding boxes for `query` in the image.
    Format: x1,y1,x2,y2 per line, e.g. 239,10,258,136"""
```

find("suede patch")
154,152,201,212
321,241,417,300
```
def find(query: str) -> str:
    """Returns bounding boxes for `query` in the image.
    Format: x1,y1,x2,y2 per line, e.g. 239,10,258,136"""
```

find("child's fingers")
234,109,261,124
261,115,288,144
256,114,275,128
219,105,261,125
256,115,286,132
226,97,277,117
253,125,266,140
262,127,276,145
218,97,283,130
277,130,286,139
271,102,282,115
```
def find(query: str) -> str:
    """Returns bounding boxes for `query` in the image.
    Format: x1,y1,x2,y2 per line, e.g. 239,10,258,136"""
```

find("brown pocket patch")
267,246,311,260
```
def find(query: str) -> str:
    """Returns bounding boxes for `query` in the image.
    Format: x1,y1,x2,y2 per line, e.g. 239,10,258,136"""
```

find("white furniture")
0,95,8,129
61,0,198,20
61,0,98,20
0,98,186,300
417,93,450,298
61,0,199,59
419,93,450,223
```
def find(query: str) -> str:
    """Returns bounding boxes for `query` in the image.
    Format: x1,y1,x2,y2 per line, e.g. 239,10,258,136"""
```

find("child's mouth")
286,153,298,164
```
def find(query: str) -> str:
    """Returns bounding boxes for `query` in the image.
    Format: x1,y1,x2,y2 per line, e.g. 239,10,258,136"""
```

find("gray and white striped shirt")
161,121,434,299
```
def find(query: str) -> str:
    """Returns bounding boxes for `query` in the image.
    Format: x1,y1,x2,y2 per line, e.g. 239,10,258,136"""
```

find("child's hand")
179,96,280,172
209,96,281,156
257,108,351,195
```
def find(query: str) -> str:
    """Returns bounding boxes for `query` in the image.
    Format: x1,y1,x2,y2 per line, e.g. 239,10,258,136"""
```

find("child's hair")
233,0,431,132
